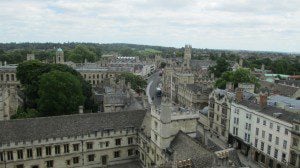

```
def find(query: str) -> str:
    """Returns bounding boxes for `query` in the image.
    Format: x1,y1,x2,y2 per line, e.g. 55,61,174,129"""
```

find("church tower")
56,48,64,64
183,45,191,69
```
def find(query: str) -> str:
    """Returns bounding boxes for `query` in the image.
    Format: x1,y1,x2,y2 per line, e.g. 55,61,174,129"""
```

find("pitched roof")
0,110,146,144
239,100,300,123
169,131,215,168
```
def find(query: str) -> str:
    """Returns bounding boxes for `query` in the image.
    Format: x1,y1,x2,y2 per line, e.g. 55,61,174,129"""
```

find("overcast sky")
1,0,300,52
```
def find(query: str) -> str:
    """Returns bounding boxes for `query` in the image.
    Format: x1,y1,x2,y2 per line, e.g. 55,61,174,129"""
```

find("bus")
156,87,162,97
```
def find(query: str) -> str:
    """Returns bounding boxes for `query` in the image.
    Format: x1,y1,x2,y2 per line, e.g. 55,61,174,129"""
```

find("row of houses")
203,87,300,168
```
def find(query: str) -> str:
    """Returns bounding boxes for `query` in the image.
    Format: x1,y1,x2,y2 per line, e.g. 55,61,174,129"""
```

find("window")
46,146,52,156
282,153,286,162
88,154,95,162
154,121,158,130
283,140,287,149
0,152,4,161
277,125,280,132
128,137,133,144
255,139,258,148
7,151,13,160
17,150,23,159
275,137,279,145
236,118,239,124
46,160,54,168
87,142,93,150
274,149,278,159
256,128,259,136
293,138,299,147
260,142,264,151
64,144,69,153
115,138,121,146
73,157,79,164
285,129,288,135
105,141,110,147
114,151,120,158
263,120,266,126
55,145,60,155
128,149,134,156
262,130,265,138
36,147,42,157
268,134,272,142
270,122,273,129
27,149,33,158
244,133,248,142
155,134,158,141
267,145,271,155
257,117,260,123
73,144,79,151
66,160,70,165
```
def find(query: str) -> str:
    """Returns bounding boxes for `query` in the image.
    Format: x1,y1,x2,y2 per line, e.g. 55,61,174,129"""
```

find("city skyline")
1,0,300,53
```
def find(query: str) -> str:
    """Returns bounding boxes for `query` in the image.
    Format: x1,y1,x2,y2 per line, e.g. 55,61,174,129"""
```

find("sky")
0,0,300,53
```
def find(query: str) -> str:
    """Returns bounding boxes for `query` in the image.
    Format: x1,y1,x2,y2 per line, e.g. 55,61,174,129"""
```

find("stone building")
208,89,235,142
55,48,64,64
177,84,212,110
0,86,23,121
0,110,146,168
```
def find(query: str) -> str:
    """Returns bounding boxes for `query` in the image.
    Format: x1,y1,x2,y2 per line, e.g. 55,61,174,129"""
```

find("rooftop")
0,110,146,144
239,100,300,123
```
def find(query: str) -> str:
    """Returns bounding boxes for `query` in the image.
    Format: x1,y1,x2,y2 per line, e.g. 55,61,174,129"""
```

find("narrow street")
146,71,162,106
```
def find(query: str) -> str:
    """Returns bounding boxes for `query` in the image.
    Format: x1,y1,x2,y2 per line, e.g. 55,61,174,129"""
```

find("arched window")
6,74,9,81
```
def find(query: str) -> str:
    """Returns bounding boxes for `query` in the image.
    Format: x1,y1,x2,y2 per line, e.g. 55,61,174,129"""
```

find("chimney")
79,106,83,114
226,82,233,92
236,88,243,102
259,93,268,109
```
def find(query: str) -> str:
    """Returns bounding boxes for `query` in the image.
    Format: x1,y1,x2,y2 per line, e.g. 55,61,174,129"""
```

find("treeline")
243,57,300,75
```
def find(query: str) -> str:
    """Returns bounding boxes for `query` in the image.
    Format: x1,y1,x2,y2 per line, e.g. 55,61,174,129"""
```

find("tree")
214,68,259,90
209,57,230,78
16,61,94,112
160,62,166,68
69,45,97,63
119,72,147,93
38,71,85,116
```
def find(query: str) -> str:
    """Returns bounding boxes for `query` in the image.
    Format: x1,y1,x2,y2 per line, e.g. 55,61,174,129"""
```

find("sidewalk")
237,150,261,168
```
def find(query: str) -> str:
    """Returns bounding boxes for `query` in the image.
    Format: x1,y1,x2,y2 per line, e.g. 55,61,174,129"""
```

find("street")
146,71,162,106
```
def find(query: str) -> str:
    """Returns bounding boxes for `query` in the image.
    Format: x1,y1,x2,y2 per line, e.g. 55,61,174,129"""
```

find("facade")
0,86,23,121
208,89,234,142
0,110,146,168
177,84,211,110
229,92,300,168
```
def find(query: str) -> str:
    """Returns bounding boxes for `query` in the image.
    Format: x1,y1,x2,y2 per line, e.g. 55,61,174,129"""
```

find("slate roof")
239,100,300,123
0,110,146,144
169,131,216,168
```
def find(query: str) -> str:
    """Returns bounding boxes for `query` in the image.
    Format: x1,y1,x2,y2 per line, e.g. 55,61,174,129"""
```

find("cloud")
0,0,300,52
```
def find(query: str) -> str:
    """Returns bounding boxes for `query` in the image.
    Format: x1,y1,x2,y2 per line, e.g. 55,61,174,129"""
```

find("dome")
57,48,63,52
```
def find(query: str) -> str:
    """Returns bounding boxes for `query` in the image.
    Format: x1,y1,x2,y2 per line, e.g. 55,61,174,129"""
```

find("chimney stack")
79,106,84,114
259,92,268,109
236,88,243,102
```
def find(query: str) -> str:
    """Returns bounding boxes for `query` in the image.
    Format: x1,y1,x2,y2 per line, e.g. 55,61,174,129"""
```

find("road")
146,71,162,106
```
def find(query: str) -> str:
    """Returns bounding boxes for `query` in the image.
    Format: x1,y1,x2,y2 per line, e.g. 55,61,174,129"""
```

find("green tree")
215,68,259,90
16,61,94,112
38,71,85,116
209,57,230,78
160,62,167,68
69,45,97,63
119,72,147,93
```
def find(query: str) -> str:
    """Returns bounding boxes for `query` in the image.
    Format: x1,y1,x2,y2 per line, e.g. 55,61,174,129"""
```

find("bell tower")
56,48,64,64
